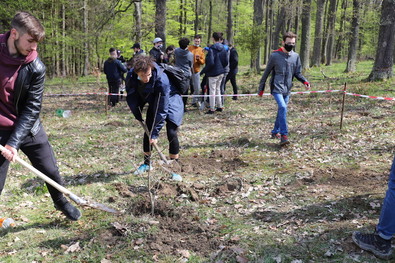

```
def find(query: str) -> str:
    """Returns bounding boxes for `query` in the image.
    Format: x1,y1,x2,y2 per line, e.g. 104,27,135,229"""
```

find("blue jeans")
377,155,395,240
272,93,290,136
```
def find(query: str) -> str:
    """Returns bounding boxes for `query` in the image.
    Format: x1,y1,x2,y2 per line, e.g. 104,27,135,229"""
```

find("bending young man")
126,55,184,174
258,32,310,145
0,12,81,221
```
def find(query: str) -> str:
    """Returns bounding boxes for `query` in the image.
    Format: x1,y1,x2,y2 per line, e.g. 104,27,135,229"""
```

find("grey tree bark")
300,0,311,71
368,0,395,81
345,0,360,73
155,0,167,48
311,0,326,67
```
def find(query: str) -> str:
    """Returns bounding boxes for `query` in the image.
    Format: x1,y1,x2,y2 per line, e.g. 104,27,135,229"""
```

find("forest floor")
0,61,394,263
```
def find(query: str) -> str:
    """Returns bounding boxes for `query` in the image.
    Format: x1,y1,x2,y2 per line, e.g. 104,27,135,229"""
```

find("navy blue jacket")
203,43,229,77
103,57,127,82
126,64,183,139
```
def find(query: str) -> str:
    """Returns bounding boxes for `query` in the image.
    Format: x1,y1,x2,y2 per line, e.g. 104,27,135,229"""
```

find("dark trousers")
108,79,121,106
143,118,179,155
225,72,238,96
0,127,66,204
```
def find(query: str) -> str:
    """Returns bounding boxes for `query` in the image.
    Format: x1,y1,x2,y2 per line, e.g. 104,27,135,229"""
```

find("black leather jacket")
7,58,45,149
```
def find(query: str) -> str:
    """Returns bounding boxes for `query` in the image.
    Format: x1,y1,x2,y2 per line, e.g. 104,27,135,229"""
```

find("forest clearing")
0,62,394,262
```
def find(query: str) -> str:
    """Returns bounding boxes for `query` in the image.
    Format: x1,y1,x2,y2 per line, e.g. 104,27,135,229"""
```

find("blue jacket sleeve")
151,73,170,139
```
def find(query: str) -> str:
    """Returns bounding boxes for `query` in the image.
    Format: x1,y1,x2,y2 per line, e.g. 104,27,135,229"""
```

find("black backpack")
158,63,189,95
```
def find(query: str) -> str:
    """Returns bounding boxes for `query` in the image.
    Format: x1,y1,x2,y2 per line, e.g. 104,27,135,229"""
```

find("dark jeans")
225,72,238,96
0,127,66,204
108,79,121,106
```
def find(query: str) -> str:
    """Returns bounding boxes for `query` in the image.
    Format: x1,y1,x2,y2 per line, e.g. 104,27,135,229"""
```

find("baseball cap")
131,43,141,49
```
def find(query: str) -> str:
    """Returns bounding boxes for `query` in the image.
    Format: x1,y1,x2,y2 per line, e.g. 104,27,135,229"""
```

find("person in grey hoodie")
203,32,229,114
174,37,193,111
258,32,310,145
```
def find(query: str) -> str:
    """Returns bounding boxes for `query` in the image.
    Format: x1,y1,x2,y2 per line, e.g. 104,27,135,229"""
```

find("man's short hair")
194,34,202,39
178,37,190,49
133,55,155,73
212,32,222,42
109,47,117,53
11,12,45,42
283,32,297,41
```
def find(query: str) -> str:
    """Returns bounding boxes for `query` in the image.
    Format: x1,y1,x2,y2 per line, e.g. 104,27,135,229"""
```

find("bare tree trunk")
207,0,213,45
179,0,184,36
325,0,337,65
300,0,311,71
368,0,395,81
251,0,264,73
83,0,89,76
134,0,142,42
155,0,167,48
345,0,360,72
264,0,273,64
335,0,348,59
227,0,234,44
272,4,286,49
62,3,66,77
194,0,199,35
311,0,326,67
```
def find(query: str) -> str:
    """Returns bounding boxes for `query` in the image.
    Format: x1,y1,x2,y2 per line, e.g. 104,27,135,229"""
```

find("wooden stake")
340,83,347,130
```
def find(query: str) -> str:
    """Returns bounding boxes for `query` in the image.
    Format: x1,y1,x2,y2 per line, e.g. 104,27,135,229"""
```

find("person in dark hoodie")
126,55,184,175
174,37,193,111
104,47,127,107
203,32,228,114
0,12,81,221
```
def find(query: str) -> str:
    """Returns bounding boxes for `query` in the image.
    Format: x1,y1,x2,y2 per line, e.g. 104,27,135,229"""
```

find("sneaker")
55,202,82,221
352,231,392,260
271,133,281,139
134,164,153,175
205,110,215,115
215,108,223,112
232,96,238,100
280,135,290,145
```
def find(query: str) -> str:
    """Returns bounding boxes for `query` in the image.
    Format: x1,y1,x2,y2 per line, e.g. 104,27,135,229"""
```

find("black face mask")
284,44,295,52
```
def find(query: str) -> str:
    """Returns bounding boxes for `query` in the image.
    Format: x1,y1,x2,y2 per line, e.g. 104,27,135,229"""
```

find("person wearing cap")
131,43,145,57
149,37,164,64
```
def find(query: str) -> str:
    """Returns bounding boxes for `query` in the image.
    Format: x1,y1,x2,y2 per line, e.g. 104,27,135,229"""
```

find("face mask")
284,44,295,52
137,76,141,80
156,44,163,49
194,44,200,47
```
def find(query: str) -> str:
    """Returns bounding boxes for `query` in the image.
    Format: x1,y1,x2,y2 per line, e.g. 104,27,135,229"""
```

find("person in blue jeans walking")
258,32,310,145
352,155,395,260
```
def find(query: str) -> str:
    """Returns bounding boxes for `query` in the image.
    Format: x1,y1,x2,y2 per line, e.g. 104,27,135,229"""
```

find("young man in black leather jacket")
0,12,81,221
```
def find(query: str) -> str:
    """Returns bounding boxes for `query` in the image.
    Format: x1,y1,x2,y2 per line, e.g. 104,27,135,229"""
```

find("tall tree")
83,0,89,76
155,0,167,47
134,0,143,43
367,0,395,81
264,0,274,64
227,0,234,44
345,0,360,72
311,0,326,67
325,0,337,65
194,0,199,35
251,0,264,73
300,0,311,70
207,0,213,45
